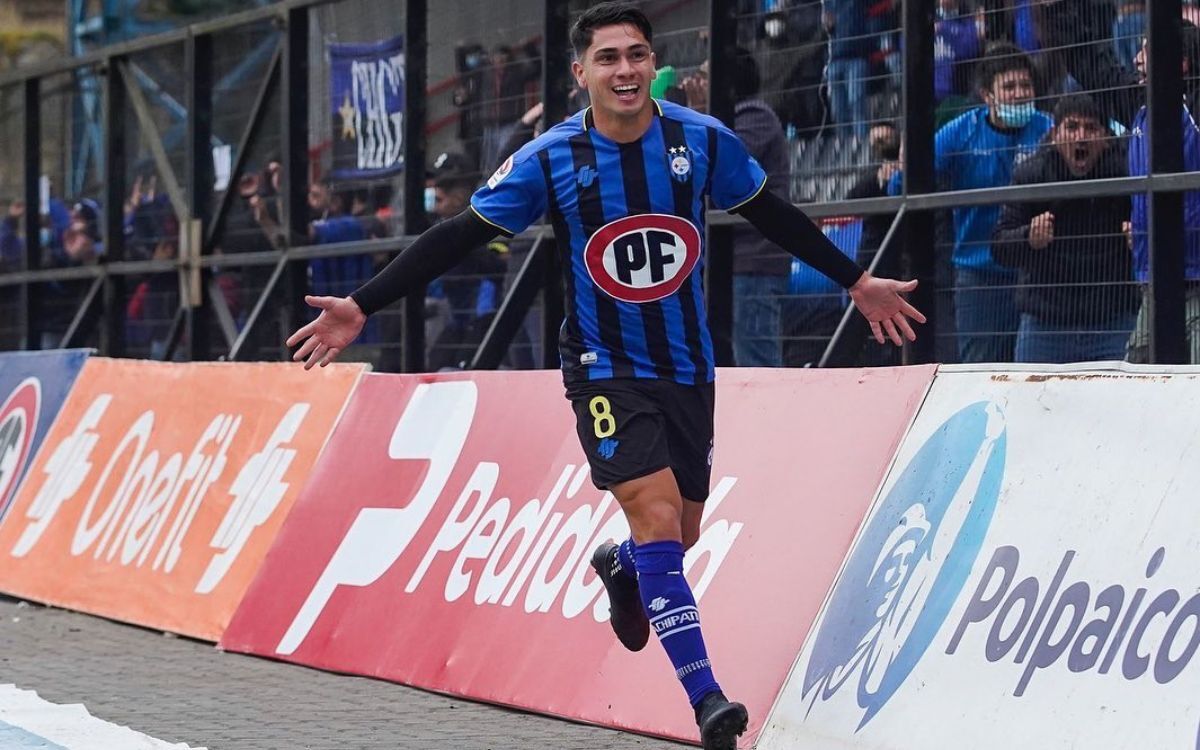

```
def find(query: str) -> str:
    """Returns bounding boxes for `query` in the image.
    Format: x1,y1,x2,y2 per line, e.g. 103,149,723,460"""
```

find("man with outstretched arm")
286,4,924,748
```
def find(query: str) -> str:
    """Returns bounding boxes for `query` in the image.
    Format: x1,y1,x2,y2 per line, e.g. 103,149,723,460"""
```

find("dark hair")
1052,93,1105,128
1184,19,1200,79
434,174,476,194
976,42,1035,93
733,48,760,99
570,2,653,59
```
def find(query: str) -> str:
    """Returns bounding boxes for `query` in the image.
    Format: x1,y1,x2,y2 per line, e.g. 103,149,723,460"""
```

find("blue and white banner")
759,366,1200,750
329,36,405,180
0,350,89,522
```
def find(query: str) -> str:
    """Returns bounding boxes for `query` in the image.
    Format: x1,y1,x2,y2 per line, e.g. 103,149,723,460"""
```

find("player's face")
572,23,657,120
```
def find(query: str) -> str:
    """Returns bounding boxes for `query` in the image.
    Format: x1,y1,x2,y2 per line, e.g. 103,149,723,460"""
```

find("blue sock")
615,537,638,583
635,540,721,707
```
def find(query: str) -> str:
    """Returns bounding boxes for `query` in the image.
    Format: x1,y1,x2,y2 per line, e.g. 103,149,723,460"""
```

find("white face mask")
994,101,1036,128
423,186,437,214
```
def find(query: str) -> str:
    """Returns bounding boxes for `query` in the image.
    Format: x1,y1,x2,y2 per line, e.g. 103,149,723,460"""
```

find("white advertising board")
759,370,1200,750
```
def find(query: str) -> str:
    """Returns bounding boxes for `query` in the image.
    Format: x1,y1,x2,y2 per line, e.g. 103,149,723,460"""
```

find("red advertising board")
0,358,364,640
221,367,935,745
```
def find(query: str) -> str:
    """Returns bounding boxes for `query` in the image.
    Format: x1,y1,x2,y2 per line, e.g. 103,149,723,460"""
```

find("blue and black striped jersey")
470,99,768,386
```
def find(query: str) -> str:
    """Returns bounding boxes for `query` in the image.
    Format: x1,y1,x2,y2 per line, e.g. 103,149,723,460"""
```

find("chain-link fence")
1,0,1198,368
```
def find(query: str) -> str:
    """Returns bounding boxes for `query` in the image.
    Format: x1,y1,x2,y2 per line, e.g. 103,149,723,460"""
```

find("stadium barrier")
218,366,936,745
4,357,1198,747
0,350,91,521
758,365,1200,750
0,357,365,641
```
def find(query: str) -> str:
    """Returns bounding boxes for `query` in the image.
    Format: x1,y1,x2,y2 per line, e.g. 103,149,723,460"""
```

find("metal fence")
0,0,1197,369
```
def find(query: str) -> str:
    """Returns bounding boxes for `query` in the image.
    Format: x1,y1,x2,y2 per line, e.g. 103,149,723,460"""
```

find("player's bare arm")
733,189,927,346
286,209,501,369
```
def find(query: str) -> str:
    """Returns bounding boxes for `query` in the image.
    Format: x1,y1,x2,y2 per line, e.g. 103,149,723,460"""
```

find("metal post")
901,0,937,363
186,32,214,360
1147,0,1187,364
705,0,737,366
281,6,310,362
539,0,571,368
22,78,41,350
101,57,126,356
402,0,428,372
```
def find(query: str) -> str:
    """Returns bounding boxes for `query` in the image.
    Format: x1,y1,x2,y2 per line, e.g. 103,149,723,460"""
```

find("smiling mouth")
612,84,640,102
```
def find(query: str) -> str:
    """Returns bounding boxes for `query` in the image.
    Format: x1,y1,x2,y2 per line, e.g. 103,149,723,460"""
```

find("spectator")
426,171,508,370
1,200,24,273
682,51,792,366
1113,1,1146,74
993,94,1137,363
745,1,827,136
1126,21,1200,364
125,211,180,360
935,0,984,122
308,184,374,297
893,43,1053,363
847,121,902,267
823,0,875,137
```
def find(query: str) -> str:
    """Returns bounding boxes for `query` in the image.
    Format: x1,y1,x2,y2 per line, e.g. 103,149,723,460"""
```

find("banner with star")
329,36,406,180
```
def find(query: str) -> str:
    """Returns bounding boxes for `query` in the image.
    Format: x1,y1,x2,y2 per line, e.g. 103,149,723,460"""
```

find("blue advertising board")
0,350,90,520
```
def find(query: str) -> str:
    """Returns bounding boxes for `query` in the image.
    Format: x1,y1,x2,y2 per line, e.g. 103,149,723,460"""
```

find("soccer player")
286,3,924,747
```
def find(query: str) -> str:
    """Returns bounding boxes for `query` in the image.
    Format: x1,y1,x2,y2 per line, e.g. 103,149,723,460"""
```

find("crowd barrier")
0,350,90,521
758,366,1200,750
0,355,1197,748
218,367,935,744
0,357,364,640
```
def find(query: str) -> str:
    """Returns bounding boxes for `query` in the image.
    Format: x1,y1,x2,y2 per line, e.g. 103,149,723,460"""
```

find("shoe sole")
590,543,650,652
700,702,748,750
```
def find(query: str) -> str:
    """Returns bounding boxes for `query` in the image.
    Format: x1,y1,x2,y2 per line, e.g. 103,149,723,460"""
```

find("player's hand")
848,273,926,346
1029,211,1055,250
286,295,366,370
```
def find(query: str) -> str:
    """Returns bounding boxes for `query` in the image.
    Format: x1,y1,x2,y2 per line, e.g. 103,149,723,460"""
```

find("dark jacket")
992,141,1139,325
732,99,791,275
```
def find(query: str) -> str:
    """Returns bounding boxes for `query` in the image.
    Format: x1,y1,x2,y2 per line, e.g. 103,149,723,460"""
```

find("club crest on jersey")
487,155,514,189
584,214,702,303
668,145,692,183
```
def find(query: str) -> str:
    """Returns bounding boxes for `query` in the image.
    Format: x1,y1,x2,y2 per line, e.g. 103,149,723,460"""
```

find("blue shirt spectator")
935,2,982,103
1128,105,1200,283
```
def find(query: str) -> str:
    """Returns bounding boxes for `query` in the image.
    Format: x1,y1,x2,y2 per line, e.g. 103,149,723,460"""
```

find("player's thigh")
566,380,671,492
656,380,715,503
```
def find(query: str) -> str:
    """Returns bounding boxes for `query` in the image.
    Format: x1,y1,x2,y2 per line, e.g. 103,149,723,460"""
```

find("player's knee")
628,498,682,544
681,524,700,551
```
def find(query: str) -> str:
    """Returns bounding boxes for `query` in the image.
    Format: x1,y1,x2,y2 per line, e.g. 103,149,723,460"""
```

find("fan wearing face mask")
889,42,1052,364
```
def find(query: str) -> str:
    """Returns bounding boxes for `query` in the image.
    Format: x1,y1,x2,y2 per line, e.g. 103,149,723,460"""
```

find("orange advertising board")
0,358,363,641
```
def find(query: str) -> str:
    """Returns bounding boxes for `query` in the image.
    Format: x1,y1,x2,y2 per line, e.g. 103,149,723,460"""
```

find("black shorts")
565,378,715,501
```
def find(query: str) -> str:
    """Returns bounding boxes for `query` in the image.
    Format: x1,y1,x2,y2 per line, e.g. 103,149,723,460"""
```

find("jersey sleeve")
469,152,548,236
708,124,769,212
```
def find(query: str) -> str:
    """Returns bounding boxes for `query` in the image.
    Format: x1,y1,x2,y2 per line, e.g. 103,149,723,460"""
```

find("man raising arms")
287,4,924,747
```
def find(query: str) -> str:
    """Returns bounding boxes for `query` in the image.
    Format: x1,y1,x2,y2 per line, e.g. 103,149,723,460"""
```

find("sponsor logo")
802,402,1007,729
580,352,598,365
487,155,514,189
0,378,42,521
276,381,745,655
576,164,597,189
649,596,670,613
653,606,699,635
596,437,619,460
668,145,692,183
583,214,702,303
9,394,310,593
947,543,1200,699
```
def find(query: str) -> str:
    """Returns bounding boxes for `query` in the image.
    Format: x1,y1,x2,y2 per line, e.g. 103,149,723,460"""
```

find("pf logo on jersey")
0,378,41,520
584,214,701,303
